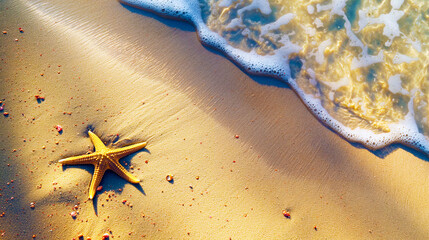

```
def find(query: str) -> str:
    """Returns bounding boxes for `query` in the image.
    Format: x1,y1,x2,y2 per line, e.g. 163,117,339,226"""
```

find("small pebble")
235,135,239,139
282,210,290,218
2,31,6,34
35,95,44,100
70,211,77,219
102,233,109,239
96,186,103,191
166,174,173,182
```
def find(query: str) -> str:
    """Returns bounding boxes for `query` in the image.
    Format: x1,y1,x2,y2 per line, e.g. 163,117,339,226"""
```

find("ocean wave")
120,0,429,155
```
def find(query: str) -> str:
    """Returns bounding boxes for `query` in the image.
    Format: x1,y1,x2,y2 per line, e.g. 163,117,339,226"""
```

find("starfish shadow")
93,149,149,214
91,175,146,216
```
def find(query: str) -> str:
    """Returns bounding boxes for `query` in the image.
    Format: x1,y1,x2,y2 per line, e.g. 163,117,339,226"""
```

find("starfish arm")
88,131,108,151
88,163,107,199
108,159,140,184
59,153,99,165
109,142,147,159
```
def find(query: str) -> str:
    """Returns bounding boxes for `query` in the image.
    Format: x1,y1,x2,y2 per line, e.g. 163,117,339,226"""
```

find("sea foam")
120,0,429,155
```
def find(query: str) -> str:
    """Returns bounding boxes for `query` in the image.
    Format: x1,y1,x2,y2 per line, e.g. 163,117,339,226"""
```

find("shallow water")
121,0,429,155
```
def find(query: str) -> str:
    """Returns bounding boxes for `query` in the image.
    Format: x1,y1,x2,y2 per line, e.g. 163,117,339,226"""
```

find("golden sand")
0,0,428,239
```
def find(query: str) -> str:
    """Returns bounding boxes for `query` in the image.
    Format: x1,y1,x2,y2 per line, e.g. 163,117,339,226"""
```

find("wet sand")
0,0,428,239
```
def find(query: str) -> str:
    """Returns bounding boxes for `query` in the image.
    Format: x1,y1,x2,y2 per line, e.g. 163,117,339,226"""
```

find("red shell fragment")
55,125,63,132
282,210,290,218
35,95,45,100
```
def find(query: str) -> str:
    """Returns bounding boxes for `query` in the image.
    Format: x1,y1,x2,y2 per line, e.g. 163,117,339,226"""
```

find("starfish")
59,131,147,199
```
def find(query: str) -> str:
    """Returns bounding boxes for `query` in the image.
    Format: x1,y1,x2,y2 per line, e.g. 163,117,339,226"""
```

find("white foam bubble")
388,74,409,95
322,77,350,91
219,0,233,8
391,0,404,10
393,53,418,64
307,5,314,15
226,18,244,30
302,25,316,37
313,18,324,28
315,39,332,64
237,0,272,16
260,13,295,36
351,51,384,70
406,37,422,52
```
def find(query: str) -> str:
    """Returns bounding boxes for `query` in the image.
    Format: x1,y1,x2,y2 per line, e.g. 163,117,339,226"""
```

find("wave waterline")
120,0,429,156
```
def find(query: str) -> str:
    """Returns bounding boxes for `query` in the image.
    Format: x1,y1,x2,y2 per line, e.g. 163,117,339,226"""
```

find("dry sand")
0,0,428,239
